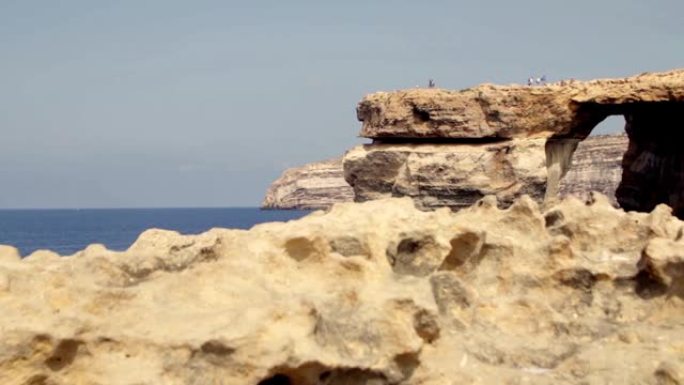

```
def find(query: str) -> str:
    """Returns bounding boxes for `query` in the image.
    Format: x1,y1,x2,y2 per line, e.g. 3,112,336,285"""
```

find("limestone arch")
545,101,684,218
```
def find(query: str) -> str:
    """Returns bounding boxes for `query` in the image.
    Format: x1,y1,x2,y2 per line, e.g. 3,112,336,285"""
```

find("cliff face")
2,196,684,384
264,134,628,210
262,158,353,210
344,140,547,210
559,134,628,204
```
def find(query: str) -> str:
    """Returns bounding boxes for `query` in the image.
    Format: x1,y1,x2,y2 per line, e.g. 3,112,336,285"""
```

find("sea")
0,208,310,257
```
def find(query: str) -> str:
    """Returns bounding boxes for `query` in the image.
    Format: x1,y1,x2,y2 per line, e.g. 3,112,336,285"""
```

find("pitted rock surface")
2,196,684,384
343,140,547,210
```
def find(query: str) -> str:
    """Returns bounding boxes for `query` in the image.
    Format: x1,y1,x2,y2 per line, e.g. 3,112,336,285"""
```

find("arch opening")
545,102,684,218
557,115,627,205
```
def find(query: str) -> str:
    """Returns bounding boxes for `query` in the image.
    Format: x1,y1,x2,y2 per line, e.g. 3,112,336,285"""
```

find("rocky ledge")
2,196,684,384
356,70,684,139
262,158,353,210
264,134,628,210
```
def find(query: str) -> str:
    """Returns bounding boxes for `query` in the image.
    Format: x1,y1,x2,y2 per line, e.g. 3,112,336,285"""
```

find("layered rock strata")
262,158,353,210
559,134,628,204
357,70,684,140
616,103,684,217
343,140,547,210
348,69,684,216
2,196,684,384
264,134,628,210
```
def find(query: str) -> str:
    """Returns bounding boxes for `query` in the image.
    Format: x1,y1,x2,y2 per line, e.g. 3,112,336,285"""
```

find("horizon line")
0,206,297,211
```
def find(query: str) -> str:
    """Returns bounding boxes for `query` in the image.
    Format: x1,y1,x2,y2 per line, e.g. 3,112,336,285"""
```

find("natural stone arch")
546,101,684,217
341,69,684,216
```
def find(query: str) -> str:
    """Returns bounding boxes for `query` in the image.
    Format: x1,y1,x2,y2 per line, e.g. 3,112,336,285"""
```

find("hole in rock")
45,339,81,371
200,340,235,356
549,102,684,218
284,237,316,261
397,238,422,255
257,374,292,385
387,235,445,277
634,270,668,299
318,371,331,382
394,352,421,379
412,106,431,123
440,231,483,271
557,115,627,206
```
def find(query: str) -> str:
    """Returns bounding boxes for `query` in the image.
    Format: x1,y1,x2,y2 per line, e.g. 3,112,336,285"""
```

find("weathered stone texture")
262,158,353,210
344,140,547,210
357,70,684,139
2,196,684,384
264,135,630,210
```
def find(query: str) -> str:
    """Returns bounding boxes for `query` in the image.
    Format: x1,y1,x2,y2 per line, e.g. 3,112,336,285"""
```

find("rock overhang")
356,69,684,140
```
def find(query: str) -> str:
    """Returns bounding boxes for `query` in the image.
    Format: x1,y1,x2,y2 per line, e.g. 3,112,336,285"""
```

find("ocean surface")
0,208,310,257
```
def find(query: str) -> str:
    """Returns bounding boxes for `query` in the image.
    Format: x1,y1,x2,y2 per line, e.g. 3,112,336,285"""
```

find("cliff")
344,139,547,210
261,158,353,210
2,196,684,384
264,134,628,210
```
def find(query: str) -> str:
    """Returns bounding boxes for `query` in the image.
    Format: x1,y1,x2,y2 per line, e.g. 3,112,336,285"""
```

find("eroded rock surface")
344,140,547,210
2,196,684,384
264,135,628,210
262,158,353,210
357,70,684,139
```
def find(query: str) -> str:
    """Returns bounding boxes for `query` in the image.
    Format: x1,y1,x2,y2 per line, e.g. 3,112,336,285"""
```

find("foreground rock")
262,158,353,210
2,196,684,384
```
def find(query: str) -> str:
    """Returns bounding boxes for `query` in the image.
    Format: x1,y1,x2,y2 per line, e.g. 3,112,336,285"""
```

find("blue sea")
0,208,310,257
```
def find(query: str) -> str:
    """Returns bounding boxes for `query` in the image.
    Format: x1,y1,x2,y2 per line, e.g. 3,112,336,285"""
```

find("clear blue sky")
1,0,682,208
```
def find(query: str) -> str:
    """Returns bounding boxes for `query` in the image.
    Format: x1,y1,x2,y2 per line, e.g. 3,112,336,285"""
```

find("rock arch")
344,69,684,217
548,101,684,216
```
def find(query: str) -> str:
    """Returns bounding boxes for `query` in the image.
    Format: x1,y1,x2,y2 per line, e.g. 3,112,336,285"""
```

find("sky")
1,0,683,208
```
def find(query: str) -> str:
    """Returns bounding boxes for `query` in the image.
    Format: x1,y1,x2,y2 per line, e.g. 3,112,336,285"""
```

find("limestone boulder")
343,139,547,210
3,197,684,383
